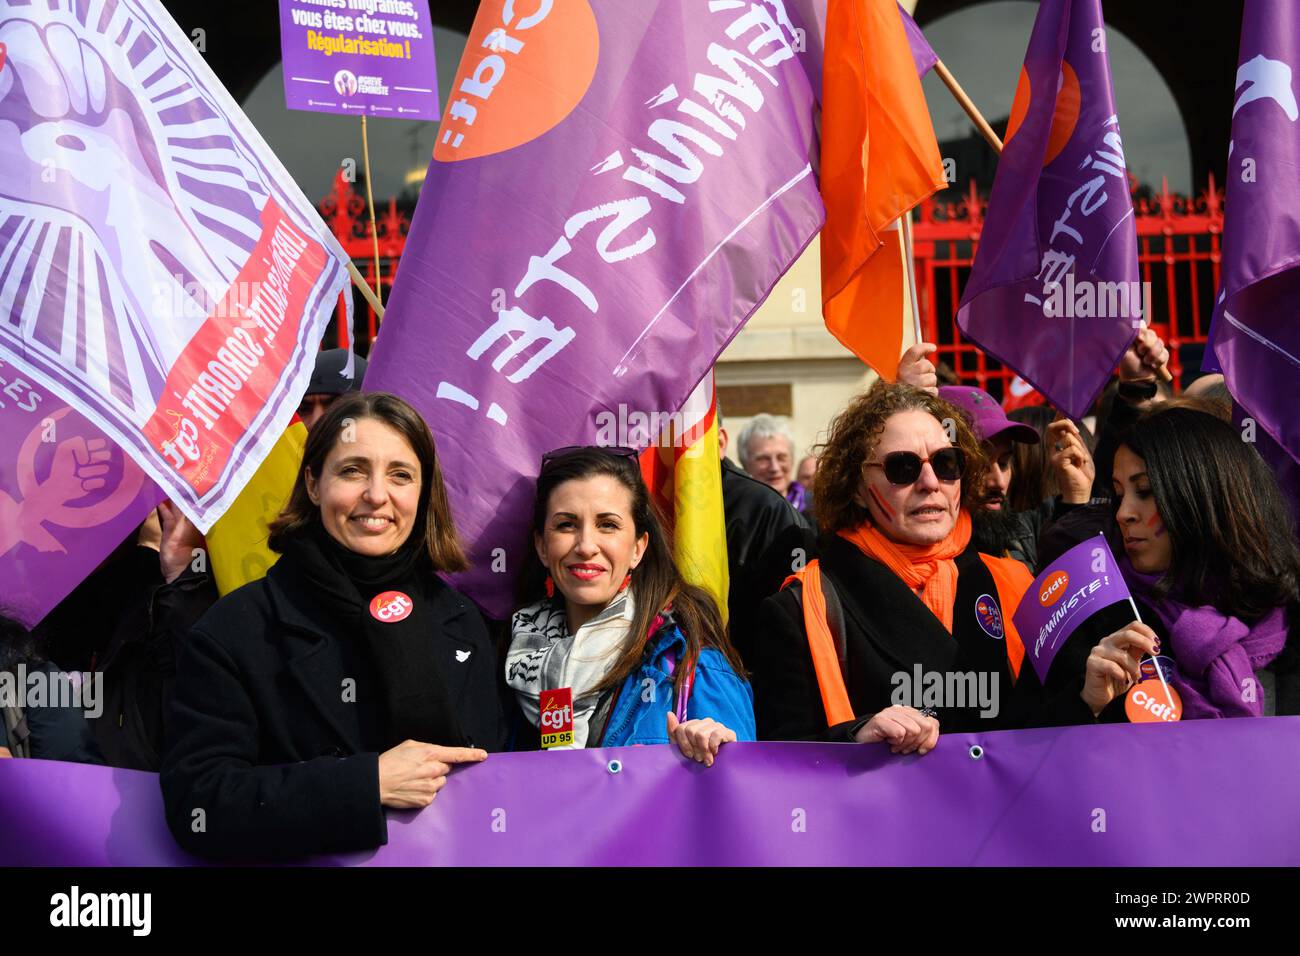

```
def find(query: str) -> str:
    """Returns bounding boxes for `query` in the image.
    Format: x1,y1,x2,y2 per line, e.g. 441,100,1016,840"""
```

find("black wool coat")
749,534,1025,741
160,552,506,862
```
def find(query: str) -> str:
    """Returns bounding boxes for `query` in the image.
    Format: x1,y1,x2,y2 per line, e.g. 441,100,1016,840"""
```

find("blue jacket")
601,623,756,747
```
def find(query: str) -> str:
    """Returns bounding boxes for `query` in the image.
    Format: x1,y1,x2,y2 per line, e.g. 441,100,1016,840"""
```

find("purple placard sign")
1014,534,1133,683
0,376,163,628
278,0,439,119
4,721,1300,866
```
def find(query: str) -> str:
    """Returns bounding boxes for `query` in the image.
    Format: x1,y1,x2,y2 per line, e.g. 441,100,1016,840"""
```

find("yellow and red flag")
640,371,728,621
820,0,947,378
205,416,308,594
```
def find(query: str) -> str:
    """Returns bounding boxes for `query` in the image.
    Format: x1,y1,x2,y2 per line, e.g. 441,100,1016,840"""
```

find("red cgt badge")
539,687,574,749
369,590,413,623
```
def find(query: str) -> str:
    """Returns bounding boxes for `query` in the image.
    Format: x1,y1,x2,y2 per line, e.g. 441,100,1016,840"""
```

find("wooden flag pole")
360,115,384,314
900,212,924,345
934,60,1004,155
346,260,385,320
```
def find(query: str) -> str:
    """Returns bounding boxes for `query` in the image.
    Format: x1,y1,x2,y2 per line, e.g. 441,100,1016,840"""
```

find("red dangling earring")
544,576,555,598
620,573,632,592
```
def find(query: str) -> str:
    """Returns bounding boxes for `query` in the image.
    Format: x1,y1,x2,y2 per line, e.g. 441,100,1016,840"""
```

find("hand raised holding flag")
897,343,940,395
1081,623,1160,717
1118,327,1172,384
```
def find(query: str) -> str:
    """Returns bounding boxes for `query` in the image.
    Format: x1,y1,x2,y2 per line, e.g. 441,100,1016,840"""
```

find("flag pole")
360,115,384,316
346,260,385,319
933,60,1004,155
900,212,924,345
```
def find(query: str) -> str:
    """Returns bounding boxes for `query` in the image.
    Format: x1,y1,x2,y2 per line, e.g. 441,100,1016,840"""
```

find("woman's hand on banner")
378,740,488,809
667,713,738,767
1047,417,1095,504
1081,623,1159,717
853,705,940,755
897,343,939,395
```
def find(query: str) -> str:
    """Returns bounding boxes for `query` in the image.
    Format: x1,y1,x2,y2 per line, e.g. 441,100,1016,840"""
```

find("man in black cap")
297,349,367,431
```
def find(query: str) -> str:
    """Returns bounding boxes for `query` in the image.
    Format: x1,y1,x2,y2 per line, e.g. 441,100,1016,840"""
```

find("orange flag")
820,0,948,379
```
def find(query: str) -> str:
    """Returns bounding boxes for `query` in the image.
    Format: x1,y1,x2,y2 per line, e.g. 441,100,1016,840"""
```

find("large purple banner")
364,0,826,618
4,721,1300,865
0,0,351,532
278,0,439,120
0,377,162,627
955,0,1139,419
1210,0,1300,469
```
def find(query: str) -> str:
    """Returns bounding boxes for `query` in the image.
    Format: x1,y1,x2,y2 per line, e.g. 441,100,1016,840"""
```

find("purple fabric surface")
364,1,825,618
0,391,163,627
1211,0,1300,469
955,0,1139,419
898,3,939,77
4,721,1300,865
277,0,440,119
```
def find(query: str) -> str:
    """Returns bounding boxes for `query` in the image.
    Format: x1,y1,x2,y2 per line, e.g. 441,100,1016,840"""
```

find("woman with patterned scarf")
748,382,1034,752
506,447,754,763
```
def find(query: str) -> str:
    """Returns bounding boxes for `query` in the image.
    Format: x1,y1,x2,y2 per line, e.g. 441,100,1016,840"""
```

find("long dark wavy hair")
1117,405,1300,619
268,391,469,572
523,448,744,693
812,381,988,535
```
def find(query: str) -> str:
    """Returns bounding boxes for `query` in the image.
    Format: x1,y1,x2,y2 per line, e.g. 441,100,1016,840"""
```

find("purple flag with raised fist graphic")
0,376,163,627
1013,534,1132,683
278,0,440,119
365,1,826,617
0,0,351,533
955,0,1140,419
1211,0,1300,468
6,722,1300,866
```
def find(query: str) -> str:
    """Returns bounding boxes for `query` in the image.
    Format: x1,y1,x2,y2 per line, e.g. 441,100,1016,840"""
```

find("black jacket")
750,534,1025,741
160,553,506,862
721,459,816,662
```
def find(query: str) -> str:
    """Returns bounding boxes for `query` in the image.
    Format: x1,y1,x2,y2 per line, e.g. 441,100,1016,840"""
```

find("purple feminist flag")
955,0,1140,419
278,0,439,120
1211,1,1300,468
0,382,163,627
365,1,825,617
1014,534,1132,683
0,0,352,533
898,4,939,77
6,722,1300,866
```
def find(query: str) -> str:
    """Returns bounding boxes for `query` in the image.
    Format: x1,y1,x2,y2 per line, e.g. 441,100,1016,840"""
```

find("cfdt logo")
1038,570,1070,607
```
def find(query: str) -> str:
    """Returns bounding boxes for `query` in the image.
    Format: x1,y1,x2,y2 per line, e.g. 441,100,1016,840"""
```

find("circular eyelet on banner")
607,759,622,774
969,745,984,760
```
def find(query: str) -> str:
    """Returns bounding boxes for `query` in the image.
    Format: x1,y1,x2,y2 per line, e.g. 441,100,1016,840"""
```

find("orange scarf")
838,509,972,633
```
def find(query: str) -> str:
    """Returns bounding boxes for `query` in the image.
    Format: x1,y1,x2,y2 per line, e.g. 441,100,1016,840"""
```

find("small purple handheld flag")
955,0,1140,419
1014,534,1133,684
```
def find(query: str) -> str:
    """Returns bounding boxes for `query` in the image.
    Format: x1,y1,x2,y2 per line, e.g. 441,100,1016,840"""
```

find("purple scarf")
786,482,808,512
1119,555,1288,718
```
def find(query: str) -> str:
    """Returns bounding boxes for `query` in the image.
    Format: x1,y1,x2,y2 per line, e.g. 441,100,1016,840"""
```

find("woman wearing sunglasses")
748,382,1034,752
506,446,755,764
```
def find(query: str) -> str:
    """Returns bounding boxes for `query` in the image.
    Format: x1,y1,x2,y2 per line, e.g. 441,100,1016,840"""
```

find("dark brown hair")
525,449,745,693
268,391,469,572
812,381,988,534
1006,404,1058,512
1118,405,1300,619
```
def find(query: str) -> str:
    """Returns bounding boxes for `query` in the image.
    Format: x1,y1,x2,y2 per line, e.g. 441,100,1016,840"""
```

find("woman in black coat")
160,392,506,861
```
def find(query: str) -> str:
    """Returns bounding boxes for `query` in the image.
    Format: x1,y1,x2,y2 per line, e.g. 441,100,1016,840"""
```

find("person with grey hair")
738,414,810,512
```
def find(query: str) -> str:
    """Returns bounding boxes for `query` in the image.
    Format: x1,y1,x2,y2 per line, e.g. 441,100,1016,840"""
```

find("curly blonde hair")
812,381,989,534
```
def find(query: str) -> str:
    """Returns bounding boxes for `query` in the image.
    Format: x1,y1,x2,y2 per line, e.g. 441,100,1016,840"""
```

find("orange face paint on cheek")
868,485,896,522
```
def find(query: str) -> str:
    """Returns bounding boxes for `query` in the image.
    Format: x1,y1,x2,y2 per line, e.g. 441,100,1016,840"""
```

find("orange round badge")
1125,679,1182,723
369,591,413,623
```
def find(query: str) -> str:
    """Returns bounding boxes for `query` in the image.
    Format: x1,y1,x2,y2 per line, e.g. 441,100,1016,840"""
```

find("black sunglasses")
864,447,965,485
540,444,640,472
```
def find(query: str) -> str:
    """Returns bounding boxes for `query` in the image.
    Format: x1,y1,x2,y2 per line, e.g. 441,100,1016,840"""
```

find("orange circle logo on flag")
1038,569,1070,606
433,0,600,163
1125,679,1182,723
1004,61,1081,167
